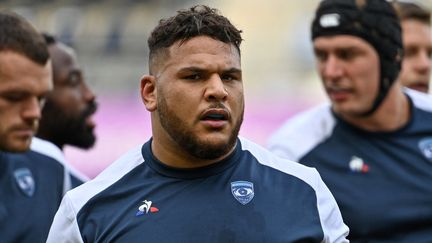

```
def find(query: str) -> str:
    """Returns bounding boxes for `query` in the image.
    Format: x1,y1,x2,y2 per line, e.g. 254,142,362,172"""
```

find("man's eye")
314,51,327,62
3,93,25,102
221,75,235,81
184,74,201,80
404,48,417,58
339,51,354,60
67,73,82,86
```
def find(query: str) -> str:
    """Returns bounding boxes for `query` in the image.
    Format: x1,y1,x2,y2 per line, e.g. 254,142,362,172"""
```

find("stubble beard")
157,94,243,161
38,100,97,149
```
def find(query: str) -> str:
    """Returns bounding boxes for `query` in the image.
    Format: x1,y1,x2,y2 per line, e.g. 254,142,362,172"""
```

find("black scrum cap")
311,0,403,116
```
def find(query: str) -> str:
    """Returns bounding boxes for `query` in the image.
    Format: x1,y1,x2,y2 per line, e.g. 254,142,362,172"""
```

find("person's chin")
201,131,232,142
332,103,357,116
7,140,31,153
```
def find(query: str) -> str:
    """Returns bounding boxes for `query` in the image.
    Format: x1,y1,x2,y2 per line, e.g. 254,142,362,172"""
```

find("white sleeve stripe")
67,144,145,212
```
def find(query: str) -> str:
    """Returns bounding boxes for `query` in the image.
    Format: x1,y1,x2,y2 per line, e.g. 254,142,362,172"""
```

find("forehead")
313,35,376,52
49,42,78,68
163,36,241,71
402,19,431,39
0,51,52,91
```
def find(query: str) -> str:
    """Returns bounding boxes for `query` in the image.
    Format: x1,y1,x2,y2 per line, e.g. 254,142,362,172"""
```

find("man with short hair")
0,11,70,242
31,33,97,187
47,5,348,242
393,1,431,93
268,0,432,241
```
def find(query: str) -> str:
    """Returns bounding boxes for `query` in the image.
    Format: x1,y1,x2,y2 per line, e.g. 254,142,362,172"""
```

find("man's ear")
141,75,157,112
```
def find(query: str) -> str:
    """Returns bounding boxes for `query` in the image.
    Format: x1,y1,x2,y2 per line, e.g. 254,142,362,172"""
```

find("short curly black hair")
148,5,243,74
0,11,49,65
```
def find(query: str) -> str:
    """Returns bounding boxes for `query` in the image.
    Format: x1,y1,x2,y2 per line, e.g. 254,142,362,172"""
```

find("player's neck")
342,84,410,132
151,135,233,169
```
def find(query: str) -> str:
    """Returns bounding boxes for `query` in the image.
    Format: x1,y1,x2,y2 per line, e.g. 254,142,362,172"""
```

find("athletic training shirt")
0,149,69,243
267,89,432,242
31,137,89,188
47,137,348,243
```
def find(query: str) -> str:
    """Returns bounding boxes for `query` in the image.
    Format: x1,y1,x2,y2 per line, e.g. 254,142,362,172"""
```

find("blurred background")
1,0,431,177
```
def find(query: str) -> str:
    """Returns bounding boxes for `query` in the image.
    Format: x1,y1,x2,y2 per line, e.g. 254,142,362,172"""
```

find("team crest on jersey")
135,200,159,217
419,138,432,161
231,181,254,205
13,168,35,197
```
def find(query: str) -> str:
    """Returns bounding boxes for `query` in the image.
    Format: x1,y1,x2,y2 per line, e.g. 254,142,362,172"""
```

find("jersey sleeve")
46,194,84,243
314,169,350,242
62,166,72,196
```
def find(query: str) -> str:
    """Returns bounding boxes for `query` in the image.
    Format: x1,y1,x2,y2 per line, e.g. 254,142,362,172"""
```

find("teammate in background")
393,1,431,93
47,5,348,242
0,11,70,243
268,0,432,241
31,33,97,187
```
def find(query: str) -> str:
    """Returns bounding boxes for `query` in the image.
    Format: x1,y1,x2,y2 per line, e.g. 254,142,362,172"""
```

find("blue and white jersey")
47,137,348,243
267,89,432,242
31,137,89,188
0,148,69,243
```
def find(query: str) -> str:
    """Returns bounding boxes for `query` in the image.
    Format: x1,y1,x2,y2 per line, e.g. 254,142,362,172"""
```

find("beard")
37,100,97,149
157,94,243,161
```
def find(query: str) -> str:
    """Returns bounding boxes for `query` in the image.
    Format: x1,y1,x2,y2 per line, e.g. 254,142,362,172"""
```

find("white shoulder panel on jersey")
240,137,349,243
266,103,336,161
30,137,72,194
66,143,144,212
30,137,89,188
31,137,65,163
404,87,432,112
31,137,90,184
46,144,145,243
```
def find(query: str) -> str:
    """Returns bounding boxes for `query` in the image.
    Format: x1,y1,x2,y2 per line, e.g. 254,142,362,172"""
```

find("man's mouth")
407,82,429,93
11,126,35,138
202,113,228,121
200,109,229,128
327,87,352,102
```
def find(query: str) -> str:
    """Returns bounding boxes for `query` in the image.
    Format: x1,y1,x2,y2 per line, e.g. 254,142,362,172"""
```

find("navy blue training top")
0,150,67,243
268,89,432,242
47,137,348,243
31,137,89,188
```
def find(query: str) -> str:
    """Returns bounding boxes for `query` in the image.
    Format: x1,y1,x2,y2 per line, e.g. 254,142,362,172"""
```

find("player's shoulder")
30,137,66,164
3,149,66,192
64,144,145,212
404,88,432,112
269,103,334,140
240,137,322,190
32,137,90,185
15,148,65,173
266,103,336,160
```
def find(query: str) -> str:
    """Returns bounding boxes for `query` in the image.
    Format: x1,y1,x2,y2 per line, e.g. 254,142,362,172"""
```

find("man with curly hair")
47,5,348,243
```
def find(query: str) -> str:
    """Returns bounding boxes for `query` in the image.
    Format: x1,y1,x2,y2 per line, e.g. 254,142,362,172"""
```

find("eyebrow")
178,66,242,74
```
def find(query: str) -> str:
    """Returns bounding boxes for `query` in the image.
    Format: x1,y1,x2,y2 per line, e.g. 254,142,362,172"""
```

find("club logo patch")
14,168,35,197
231,181,254,205
419,138,432,161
